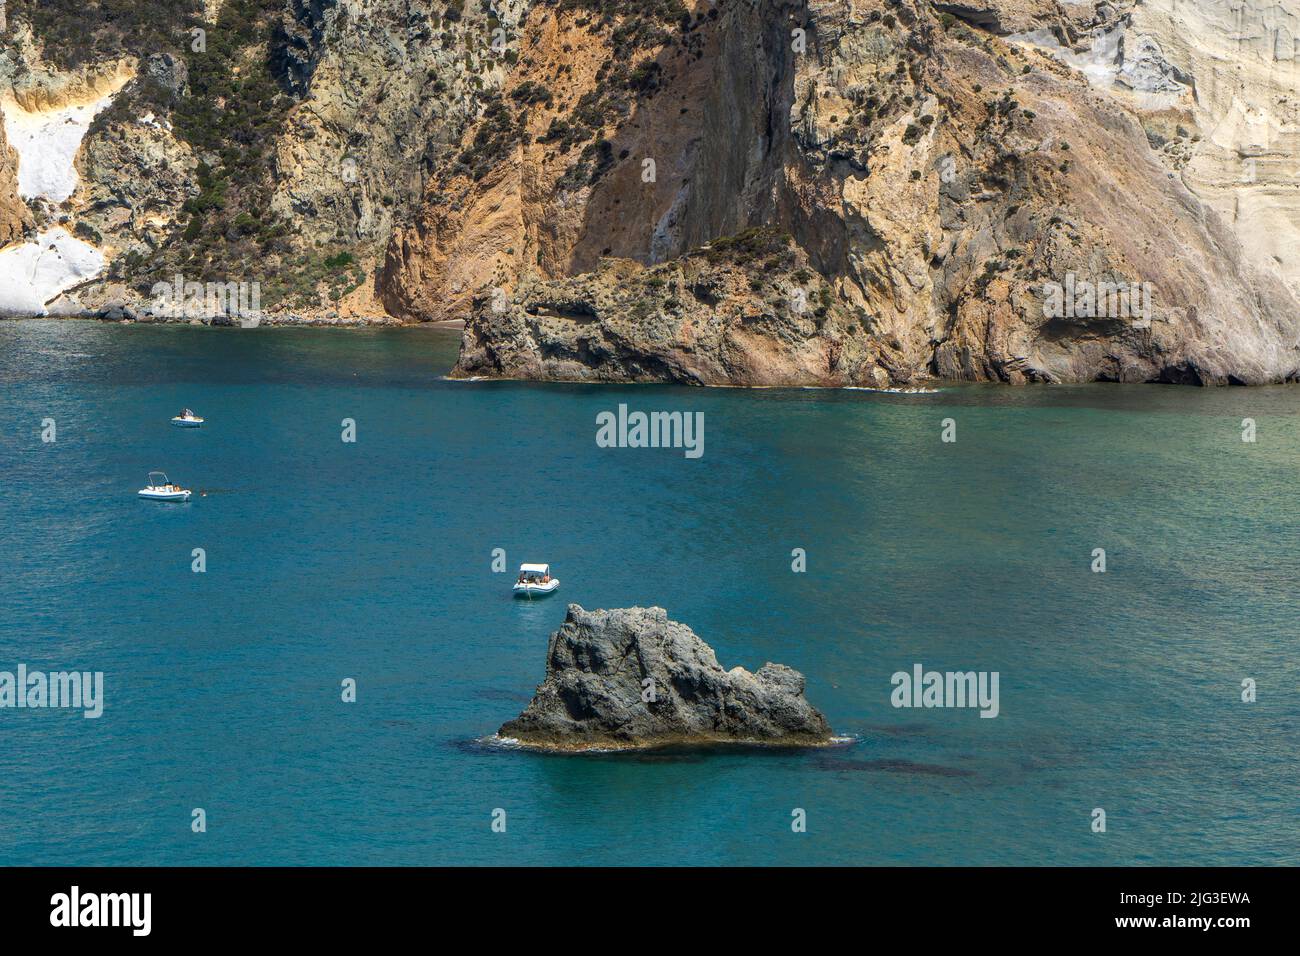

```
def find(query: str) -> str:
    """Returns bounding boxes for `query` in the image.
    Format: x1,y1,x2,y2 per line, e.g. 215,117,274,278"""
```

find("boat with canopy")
138,471,192,501
513,563,559,598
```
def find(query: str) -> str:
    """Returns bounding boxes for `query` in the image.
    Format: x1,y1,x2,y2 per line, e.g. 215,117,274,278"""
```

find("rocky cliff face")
1,0,1298,382
1,0,470,318
265,0,528,310
1106,0,1300,304
500,604,833,750
442,0,1300,385
456,227,899,385
0,122,31,245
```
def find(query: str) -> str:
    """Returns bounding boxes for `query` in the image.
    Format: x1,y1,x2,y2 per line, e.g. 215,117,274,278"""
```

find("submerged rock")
499,605,833,751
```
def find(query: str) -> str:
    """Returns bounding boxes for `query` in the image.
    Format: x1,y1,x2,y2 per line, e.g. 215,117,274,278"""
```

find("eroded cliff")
375,0,1300,384
1,0,1297,382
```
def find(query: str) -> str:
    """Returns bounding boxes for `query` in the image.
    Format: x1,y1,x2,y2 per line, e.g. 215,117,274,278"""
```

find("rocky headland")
499,604,834,751
2,1,1299,381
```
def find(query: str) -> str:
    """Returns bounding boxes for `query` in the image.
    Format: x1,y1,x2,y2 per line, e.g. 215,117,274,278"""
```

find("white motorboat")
513,563,559,598
171,408,204,427
138,471,192,501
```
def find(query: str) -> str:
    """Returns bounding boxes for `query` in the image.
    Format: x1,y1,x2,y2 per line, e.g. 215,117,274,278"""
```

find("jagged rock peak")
499,604,834,751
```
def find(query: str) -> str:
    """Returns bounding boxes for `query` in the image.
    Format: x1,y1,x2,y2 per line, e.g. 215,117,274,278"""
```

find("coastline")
8,315,1296,389
445,371,946,392
0,312,466,329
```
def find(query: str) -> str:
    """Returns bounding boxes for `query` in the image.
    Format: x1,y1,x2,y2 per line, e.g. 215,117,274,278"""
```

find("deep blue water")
1,319,1297,865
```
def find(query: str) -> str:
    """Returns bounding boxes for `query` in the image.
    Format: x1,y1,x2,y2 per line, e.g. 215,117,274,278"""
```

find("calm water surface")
1,319,1296,865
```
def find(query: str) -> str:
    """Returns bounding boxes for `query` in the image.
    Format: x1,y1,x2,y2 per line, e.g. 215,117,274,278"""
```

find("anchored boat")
138,471,192,502
171,408,204,427
513,563,559,599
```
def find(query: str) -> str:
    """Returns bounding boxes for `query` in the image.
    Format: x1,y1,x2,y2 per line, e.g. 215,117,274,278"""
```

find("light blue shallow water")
0,319,1296,865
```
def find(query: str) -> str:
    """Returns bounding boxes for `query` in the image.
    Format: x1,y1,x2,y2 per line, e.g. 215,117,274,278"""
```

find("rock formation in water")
499,604,834,750
1,1,1299,381
455,227,899,385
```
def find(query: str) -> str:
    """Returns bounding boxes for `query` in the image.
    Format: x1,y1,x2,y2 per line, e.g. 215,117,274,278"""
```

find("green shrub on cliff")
701,228,797,266
8,0,197,70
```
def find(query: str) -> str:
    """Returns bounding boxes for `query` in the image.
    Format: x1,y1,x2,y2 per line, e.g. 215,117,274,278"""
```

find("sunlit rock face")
1,0,1298,381
0,51,134,203
1130,0,1300,300
1011,0,1300,302
1,90,118,202
439,0,1300,385
0,48,131,314
0,121,32,246
0,228,105,316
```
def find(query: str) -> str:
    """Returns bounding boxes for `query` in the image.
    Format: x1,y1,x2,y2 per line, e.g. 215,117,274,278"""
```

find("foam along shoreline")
0,229,105,316
441,372,941,392
487,732,843,755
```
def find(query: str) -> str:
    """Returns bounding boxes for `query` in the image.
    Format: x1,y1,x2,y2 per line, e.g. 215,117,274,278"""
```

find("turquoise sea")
1,319,1296,865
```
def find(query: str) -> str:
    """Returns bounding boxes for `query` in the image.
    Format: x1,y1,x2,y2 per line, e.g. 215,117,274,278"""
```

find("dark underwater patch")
815,756,974,777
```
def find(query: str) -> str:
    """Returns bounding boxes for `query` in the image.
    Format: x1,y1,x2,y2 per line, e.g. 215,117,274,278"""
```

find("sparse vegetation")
9,0,196,70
